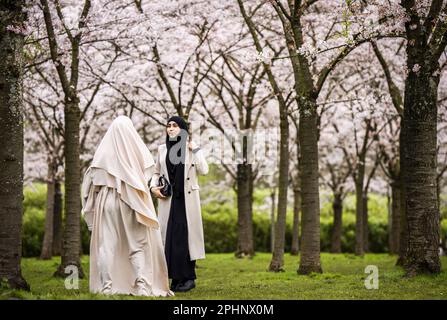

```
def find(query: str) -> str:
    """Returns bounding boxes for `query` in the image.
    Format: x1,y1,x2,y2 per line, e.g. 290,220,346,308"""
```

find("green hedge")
21,184,447,257
202,209,390,253
22,184,91,257
22,185,46,257
442,219,447,250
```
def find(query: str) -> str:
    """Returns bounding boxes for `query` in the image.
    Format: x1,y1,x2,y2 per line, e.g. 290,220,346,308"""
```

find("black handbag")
158,175,172,197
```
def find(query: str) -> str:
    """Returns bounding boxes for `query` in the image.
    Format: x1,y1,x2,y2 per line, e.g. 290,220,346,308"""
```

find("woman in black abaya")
150,115,209,292
164,116,196,291
151,115,208,292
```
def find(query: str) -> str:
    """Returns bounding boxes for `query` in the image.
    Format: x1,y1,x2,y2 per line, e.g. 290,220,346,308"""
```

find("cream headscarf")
82,115,158,229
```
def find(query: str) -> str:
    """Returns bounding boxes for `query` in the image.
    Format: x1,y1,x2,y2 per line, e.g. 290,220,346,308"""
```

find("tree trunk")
54,99,84,278
40,159,57,259
389,180,401,254
354,161,365,256
268,101,289,272
52,181,62,256
387,188,392,249
0,0,29,290
297,98,322,274
331,193,343,253
397,117,408,266
270,188,276,253
436,177,443,254
362,192,369,253
290,186,301,255
401,56,440,275
436,179,441,219
40,181,55,259
235,163,254,258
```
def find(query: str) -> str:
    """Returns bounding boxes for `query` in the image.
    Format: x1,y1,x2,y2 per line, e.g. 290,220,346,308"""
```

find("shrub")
23,183,46,213
22,184,90,257
22,207,45,257
441,219,447,251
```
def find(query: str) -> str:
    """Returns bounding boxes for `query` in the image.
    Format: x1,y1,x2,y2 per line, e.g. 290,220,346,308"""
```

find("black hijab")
165,116,189,198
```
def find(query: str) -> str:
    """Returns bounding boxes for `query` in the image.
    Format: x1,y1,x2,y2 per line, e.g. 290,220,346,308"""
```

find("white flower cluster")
6,24,29,36
412,64,421,73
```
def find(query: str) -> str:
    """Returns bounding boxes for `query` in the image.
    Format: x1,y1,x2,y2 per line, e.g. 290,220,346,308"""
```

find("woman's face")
167,121,181,138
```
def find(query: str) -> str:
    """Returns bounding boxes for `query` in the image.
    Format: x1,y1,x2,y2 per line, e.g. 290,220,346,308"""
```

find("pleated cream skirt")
88,186,173,297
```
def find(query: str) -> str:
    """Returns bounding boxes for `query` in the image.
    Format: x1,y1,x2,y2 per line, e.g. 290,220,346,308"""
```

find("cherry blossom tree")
370,38,405,257
365,0,447,273
23,1,130,259
237,0,294,272
288,113,302,255
0,0,29,290
391,0,447,276
30,0,146,275
319,111,353,253
248,0,400,273
197,10,289,257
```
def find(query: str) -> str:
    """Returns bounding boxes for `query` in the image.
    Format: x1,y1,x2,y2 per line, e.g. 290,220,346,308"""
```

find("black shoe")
176,279,195,292
170,279,180,291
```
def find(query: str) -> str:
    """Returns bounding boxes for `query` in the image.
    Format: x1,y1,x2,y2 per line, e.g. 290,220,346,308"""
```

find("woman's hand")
151,186,166,199
188,141,198,150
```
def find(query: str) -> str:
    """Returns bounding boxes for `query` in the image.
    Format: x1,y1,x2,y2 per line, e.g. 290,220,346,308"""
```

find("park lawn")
1,253,447,300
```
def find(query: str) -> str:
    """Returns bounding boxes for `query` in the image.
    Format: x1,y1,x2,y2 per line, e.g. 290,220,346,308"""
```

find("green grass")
2,253,447,300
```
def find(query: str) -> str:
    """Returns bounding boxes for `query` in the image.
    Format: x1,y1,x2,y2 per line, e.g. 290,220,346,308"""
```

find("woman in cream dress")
81,116,173,297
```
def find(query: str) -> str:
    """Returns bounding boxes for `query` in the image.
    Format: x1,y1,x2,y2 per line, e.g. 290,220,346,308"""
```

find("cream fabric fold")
87,115,158,229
